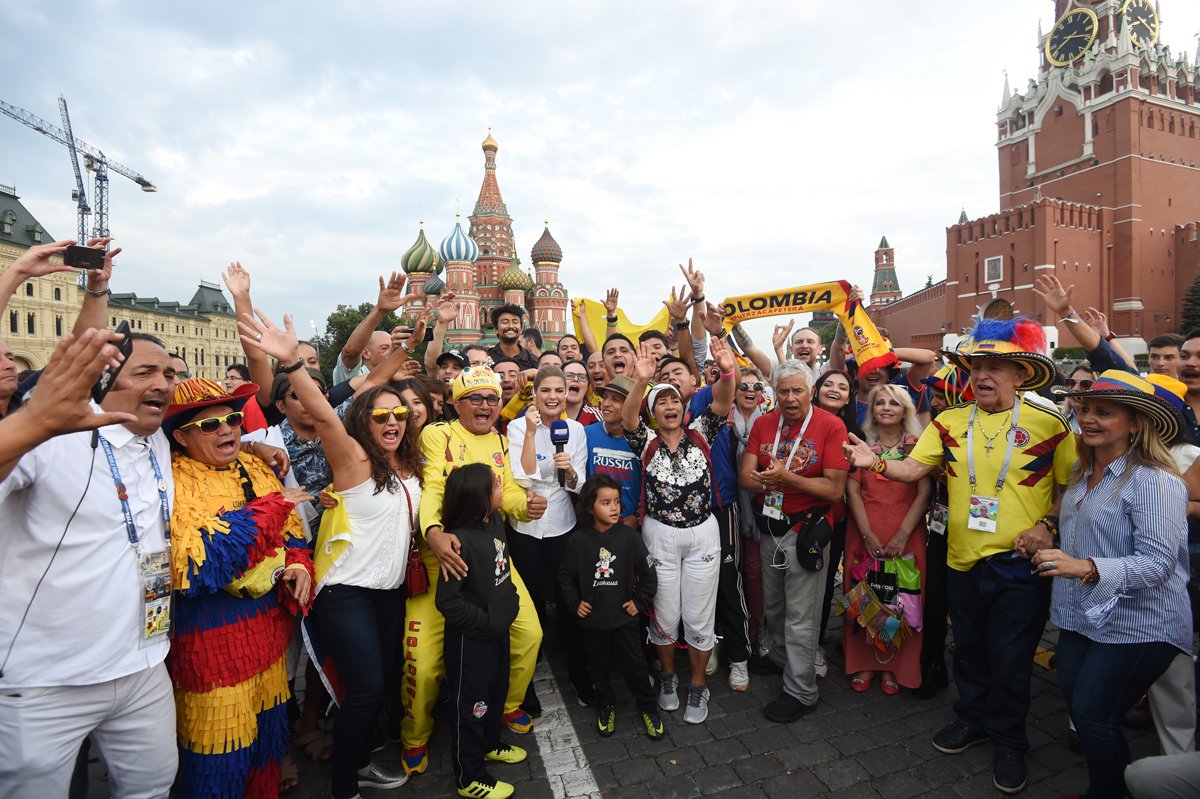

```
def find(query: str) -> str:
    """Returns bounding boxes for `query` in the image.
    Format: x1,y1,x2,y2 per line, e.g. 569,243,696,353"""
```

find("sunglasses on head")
1064,378,1094,390
462,393,501,407
181,411,244,434
369,406,409,424
739,381,765,392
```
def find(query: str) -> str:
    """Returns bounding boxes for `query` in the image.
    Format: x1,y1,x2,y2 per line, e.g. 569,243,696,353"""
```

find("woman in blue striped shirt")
1032,370,1192,799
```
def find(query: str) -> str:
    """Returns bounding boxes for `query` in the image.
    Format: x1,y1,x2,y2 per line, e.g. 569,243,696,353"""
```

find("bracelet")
398,342,412,354
1037,515,1059,538
869,454,888,474
690,294,705,303
718,369,735,380
605,315,618,324
715,328,729,339
1104,332,1117,342
1080,557,1099,585
279,360,305,374
85,287,112,298
1059,310,1079,324
674,320,689,331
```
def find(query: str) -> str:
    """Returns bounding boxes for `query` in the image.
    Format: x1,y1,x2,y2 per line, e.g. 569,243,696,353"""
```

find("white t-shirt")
0,421,172,688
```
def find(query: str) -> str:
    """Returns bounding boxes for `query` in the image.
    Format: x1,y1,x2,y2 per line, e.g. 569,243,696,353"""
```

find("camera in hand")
64,244,105,270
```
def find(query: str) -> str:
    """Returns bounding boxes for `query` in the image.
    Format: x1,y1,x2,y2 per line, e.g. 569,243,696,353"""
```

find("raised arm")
572,298,598,358
1034,274,1102,352
603,288,620,337
340,272,413,371
662,283,695,372
708,335,737,418
221,262,275,409
622,342,657,433
356,318,426,395
72,238,120,336
1081,307,1138,371
731,323,774,377
771,319,795,364
424,292,458,373
239,310,366,490
0,239,75,323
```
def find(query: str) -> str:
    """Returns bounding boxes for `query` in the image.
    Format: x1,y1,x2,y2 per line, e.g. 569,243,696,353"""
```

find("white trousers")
1149,652,1197,755
643,515,720,650
0,663,176,799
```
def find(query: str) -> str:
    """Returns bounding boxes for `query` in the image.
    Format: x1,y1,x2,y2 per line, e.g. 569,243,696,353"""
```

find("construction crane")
0,95,156,243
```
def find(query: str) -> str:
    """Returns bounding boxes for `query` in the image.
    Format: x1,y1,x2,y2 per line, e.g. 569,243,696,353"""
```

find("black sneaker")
641,710,665,740
596,705,615,737
748,653,782,676
932,719,989,754
762,692,812,724
992,747,1027,794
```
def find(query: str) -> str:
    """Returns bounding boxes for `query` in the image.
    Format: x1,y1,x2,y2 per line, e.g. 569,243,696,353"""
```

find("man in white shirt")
0,332,179,798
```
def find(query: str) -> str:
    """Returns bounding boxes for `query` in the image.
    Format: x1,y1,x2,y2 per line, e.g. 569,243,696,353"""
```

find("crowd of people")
0,241,1199,799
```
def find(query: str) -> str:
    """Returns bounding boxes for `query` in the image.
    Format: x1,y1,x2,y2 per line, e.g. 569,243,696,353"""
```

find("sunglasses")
369,405,409,424
181,411,244,433
462,393,501,407
739,381,765,392
176,371,191,380
1064,378,1094,390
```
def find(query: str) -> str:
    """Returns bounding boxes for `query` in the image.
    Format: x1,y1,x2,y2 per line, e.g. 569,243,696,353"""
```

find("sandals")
293,728,333,762
881,673,900,696
279,753,299,794
850,672,873,693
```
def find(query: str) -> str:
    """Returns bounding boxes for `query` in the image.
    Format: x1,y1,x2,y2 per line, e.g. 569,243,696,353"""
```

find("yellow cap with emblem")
450,366,502,401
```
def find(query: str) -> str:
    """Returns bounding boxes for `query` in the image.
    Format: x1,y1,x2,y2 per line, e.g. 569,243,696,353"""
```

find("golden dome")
482,129,498,152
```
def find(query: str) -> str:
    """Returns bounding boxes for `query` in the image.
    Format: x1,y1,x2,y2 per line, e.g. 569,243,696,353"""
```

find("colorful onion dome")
400,223,439,274
498,254,533,291
482,129,498,152
423,273,445,295
530,223,562,264
439,215,479,263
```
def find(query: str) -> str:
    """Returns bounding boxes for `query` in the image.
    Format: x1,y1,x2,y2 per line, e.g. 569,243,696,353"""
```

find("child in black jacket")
435,464,524,799
559,475,663,739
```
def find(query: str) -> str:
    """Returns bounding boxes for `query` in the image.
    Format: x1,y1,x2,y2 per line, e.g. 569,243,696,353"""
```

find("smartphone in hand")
92,321,133,404
64,245,106,270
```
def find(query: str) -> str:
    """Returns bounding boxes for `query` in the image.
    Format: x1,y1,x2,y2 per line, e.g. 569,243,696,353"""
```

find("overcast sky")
5,1,1200,349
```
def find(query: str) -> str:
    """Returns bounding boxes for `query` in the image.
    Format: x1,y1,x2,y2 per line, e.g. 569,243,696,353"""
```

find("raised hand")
710,334,737,373
222,261,252,298
238,310,300,363
700,302,727,337
603,288,620,316
436,292,459,324
679,258,704,297
376,271,415,313
632,342,658,383
847,285,865,305
85,238,119,292
9,239,76,280
662,284,691,322
772,319,796,352
571,298,583,319
1081,307,1110,339
1032,275,1074,316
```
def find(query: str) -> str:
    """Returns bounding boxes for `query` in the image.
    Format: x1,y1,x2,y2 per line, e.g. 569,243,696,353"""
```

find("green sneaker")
596,704,615,737
642,710,665,740
484,743,527,764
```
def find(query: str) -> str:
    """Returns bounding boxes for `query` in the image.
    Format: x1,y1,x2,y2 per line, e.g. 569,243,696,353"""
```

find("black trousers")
583,624,658,713
310,584,404,799
446,628,510,788
507,528,591,696
920,529,949,669
713,504,751,664
818,517,847,643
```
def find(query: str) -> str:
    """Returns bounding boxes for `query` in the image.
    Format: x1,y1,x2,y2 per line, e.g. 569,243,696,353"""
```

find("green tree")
311,302,403,381
1181,273,1200,335
818,321,839,352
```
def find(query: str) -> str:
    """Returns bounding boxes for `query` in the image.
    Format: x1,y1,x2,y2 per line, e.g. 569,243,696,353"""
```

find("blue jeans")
311,584,404,799
946,560,1051,750
1056,630,1180,799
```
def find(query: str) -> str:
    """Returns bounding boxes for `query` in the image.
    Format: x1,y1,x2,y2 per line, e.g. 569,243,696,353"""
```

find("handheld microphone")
550,420,570,487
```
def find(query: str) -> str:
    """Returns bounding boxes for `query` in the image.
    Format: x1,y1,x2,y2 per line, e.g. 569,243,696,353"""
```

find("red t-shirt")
745,406,850,515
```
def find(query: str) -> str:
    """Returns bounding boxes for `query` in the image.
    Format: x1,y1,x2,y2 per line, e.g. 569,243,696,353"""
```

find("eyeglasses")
1064,378,1094,390
181,411,244,433
176,371,191,380
564,372,589,383
739,381,765,392
369,406,409,423
461,393,501,407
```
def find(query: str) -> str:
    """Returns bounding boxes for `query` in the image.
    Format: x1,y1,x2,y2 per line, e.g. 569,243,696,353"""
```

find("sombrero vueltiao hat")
163,377,258,438
943,317,1056,392
1066,369,1183,443
921,364,975,403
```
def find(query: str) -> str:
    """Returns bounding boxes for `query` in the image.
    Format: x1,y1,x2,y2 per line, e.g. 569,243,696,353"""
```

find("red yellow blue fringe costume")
169,452,313,799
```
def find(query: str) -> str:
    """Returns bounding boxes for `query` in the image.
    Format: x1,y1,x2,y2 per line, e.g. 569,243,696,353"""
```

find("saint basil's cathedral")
398,131,569,347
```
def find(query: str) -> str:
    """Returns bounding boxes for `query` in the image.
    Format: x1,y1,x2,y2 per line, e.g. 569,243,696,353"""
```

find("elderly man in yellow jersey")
400,366,546,777
844,317,1076,796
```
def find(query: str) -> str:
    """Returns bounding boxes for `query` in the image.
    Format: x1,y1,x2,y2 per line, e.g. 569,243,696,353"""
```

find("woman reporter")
1030,370,1191,799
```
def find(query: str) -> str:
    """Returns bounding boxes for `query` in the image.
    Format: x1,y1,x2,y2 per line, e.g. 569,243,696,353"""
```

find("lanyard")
966,399,1022,495
770,405,814,473
98,435,171,550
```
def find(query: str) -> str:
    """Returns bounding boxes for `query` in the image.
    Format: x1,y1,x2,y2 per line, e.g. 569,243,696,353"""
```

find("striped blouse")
1051,454,1192,655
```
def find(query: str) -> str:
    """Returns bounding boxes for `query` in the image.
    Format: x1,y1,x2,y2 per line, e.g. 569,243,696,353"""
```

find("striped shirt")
1051,454,1192,654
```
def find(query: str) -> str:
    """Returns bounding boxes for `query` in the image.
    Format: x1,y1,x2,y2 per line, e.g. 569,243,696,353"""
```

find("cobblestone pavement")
87,621,1159,798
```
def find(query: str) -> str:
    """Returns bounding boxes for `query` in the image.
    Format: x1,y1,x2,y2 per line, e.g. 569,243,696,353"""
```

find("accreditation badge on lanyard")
762,407,814,521
99,436,173,646
964,401,1021,535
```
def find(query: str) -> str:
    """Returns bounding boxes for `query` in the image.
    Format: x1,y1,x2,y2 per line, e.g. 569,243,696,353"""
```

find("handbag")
886,555,923,632
405,538,429,597
834,578,915,661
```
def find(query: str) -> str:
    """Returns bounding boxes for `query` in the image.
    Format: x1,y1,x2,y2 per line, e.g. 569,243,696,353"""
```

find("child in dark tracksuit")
559,475,663,739
435,464,523,799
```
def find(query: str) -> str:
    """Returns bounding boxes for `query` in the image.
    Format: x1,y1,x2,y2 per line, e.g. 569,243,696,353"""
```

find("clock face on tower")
1045,7,1099,67
1120,0,1160,49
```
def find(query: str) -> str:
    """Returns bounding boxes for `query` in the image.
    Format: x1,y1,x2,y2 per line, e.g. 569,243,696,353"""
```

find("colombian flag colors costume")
169,452,313,799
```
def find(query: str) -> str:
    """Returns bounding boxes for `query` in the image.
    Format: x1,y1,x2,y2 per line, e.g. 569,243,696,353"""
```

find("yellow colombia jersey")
418,420,530,532
910,396,1077,572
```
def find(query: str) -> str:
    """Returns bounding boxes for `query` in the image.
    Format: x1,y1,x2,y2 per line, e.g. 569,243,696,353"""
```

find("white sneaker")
814,646,828,679
357,761,408,790
728,661,750,692
658,672,680,711
683,684,710,724
705,644,720,676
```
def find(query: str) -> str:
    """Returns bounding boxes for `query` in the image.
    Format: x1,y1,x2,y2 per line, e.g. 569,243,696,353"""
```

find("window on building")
984,256,1004,284
26,313,35,334
53,287,61,301
24,284,33,297
55,316,63,337
8,311,16,334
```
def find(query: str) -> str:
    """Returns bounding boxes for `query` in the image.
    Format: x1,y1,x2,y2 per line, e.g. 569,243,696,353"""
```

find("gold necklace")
975,411,1012,457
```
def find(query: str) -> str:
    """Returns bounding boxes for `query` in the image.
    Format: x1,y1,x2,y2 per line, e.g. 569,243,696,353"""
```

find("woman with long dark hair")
242,311,422,799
